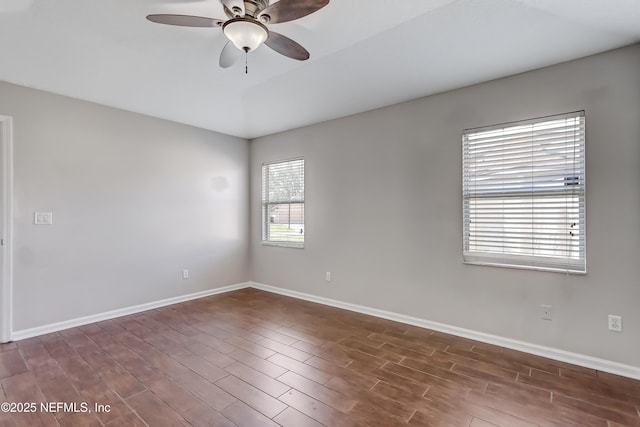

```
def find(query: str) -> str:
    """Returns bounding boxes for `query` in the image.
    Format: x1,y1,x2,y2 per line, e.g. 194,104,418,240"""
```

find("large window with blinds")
262,158,305,247
463,112,586,273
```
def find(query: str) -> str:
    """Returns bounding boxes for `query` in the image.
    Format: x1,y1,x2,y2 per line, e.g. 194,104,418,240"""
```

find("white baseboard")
12,280,640,380
11,282,251,341
249,282,640,381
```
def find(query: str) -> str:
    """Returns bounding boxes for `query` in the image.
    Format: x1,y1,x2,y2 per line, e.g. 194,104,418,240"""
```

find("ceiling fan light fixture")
223,17,268,52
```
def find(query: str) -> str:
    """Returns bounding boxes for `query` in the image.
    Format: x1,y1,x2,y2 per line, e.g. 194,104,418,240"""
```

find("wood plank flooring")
1,288,638,426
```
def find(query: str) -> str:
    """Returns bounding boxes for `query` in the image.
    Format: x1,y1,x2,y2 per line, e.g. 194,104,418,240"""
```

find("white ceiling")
1,0,639,139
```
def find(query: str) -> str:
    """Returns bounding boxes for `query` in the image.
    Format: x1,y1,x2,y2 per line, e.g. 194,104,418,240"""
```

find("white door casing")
0,115,14,343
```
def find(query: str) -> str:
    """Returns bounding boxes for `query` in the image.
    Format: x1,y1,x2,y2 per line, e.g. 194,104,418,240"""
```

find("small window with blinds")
262,158,305,248
462,111,586,273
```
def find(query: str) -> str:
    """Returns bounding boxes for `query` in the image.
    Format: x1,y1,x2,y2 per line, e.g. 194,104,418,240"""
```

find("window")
463,111,586,273
262,158,305,247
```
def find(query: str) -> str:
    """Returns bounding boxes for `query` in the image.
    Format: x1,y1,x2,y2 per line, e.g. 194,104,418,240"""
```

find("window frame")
462,111,586,274
261,157,305,248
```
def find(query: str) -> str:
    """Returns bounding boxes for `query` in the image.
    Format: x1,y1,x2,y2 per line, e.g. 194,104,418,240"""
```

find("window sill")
463,260,586,275
261,241,304,249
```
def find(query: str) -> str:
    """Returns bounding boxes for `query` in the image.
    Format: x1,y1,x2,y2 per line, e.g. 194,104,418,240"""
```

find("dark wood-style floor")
0,288,638,426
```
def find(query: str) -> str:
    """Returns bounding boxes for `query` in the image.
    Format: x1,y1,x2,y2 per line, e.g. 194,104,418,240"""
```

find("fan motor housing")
224,0,269,19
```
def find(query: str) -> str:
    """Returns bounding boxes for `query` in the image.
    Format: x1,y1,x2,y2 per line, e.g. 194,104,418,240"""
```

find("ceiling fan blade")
221,0,245,17
259,0,329,24
265,31,310,61
219,41,239,68
146,14,224,28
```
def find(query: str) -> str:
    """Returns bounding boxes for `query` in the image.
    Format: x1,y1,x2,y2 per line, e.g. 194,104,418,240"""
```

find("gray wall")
250,44,640,366
0,82,250,331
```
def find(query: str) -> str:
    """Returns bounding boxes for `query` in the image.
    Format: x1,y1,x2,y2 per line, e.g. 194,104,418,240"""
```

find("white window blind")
463,111,586,273
262,158,305,247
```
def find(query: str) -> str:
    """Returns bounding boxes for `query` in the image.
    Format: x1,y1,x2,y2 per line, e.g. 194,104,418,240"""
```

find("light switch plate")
34,212,53,225
540,304,553,321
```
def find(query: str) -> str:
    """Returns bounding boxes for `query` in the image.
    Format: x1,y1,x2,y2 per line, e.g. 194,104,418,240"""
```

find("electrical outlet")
182,269,189,279
608,315,622,332
325,272,331,282
540,305,553,321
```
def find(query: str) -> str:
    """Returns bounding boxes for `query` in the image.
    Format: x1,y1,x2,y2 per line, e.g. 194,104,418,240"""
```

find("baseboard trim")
11,282,251,341
12,280,639,380
249,282,640,380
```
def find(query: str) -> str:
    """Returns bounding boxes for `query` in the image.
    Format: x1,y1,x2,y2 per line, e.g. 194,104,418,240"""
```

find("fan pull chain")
245,50,248,74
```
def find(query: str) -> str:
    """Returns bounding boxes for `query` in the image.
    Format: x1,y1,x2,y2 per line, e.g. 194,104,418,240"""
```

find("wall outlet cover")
608,315,622,332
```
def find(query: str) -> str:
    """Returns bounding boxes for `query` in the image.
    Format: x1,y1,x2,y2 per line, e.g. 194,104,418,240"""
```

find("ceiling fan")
147,0,329,70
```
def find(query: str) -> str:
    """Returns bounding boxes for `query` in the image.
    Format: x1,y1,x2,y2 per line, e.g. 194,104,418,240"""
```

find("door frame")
0,115,13,343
